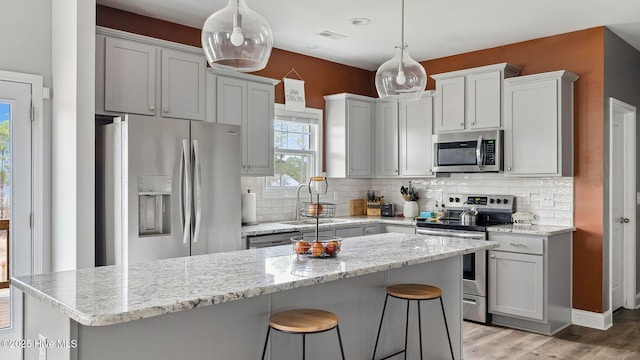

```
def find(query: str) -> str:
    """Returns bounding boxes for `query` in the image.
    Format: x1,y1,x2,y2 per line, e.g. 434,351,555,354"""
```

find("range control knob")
496,199,501,204
489,199,495,204
503,199,509,204
449,197,454,203
455,197,460,203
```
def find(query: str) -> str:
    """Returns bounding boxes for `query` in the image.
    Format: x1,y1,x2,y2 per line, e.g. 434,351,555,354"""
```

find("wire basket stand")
299,176,336,241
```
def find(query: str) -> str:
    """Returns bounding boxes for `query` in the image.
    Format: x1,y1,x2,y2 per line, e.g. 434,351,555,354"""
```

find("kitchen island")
13,233,497,360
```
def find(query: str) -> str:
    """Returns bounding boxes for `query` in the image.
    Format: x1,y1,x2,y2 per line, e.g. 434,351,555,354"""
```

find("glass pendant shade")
375,46,427,101
201,0,273,72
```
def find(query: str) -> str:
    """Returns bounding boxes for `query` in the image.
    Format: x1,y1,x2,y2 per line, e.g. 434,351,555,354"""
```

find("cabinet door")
245,81,275,176
364,225,379,235
489,250,544,320
216,76,245,126
400,96,434,177
382,224,415,234
335,226,364,238
375,101,399,176
161,49,205,120
504,79,558,176
105,37,156,115
346,100,374,177
434,77,465,132
467,71,501,129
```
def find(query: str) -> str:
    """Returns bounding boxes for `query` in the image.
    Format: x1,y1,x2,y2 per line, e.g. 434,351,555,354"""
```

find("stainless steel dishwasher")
246,231,302,249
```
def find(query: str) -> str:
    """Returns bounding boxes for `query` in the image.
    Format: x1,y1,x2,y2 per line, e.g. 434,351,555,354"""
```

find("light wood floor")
463,309,640,359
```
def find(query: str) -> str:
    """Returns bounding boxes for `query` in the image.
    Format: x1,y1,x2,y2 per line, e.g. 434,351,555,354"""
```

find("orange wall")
420,28,606,312
97,6,606,312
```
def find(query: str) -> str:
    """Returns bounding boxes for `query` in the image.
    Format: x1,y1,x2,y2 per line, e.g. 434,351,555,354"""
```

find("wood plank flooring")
463,309,640,359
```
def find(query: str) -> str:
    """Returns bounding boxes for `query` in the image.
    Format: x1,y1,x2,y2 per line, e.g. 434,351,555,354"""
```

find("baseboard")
571,309,613,330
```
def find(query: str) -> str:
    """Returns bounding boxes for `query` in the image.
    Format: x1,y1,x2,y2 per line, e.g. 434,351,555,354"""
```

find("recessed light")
316,30,347,40
350,18,371,26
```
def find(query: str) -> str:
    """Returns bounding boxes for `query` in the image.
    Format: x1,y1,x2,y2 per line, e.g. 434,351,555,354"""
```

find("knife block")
367,201,381,216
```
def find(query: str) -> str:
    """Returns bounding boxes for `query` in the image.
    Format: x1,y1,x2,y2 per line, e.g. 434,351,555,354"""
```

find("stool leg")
302,333,306,360
439,297,454,359
372,294,390,360
417,301,423,360
336,325,346,360
261,326,271,360
404,300,410,360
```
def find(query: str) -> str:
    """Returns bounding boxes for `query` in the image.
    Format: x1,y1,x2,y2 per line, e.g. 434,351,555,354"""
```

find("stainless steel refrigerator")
96,114,242,265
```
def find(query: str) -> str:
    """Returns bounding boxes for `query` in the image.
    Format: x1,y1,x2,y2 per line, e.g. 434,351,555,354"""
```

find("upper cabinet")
206,70,279,176
431,63,520,133
503,71,578,177
97,28,206,121
325,93,375,178
376,92,436,178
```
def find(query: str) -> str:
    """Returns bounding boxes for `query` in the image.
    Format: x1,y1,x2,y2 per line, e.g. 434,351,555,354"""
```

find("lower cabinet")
301,224,380,239
488,231,572,335
381,224,415,234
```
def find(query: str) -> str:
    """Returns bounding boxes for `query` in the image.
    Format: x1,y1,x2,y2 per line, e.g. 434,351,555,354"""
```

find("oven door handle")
416,228,485,240
476,134,484,170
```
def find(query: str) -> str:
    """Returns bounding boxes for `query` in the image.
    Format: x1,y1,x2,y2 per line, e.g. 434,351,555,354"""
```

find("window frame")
263,104,323,196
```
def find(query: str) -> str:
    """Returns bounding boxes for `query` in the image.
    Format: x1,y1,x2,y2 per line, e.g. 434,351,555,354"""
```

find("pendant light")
375,0,427,101
201,0,273,72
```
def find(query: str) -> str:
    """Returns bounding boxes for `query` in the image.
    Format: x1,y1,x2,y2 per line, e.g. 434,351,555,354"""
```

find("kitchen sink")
279,219,349,225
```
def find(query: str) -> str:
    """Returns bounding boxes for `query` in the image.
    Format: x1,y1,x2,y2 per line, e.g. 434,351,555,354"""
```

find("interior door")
0,79,32,358
610,106,625,311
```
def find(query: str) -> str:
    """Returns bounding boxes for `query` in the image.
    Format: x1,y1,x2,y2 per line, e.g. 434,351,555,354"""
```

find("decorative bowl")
291,235,342,258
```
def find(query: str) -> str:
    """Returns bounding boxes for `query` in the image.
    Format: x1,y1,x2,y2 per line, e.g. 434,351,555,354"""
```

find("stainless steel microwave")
432,129,503,173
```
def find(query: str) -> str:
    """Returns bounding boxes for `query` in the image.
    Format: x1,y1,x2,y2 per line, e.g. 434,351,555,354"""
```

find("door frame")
0,70,45,276
608,97,637,311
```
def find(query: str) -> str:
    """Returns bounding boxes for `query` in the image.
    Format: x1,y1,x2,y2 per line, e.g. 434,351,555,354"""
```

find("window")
265,104,322,191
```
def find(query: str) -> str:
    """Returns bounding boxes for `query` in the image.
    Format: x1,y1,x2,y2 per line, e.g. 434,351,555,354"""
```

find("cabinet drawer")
489,233,544,255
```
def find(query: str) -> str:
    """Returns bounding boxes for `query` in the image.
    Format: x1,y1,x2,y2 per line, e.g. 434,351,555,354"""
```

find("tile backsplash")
241,174,573,226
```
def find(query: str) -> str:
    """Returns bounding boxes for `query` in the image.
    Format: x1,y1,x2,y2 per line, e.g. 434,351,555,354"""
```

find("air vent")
316,30,347,40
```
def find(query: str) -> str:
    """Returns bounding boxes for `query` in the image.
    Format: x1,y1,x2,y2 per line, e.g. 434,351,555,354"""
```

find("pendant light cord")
397,0,406,75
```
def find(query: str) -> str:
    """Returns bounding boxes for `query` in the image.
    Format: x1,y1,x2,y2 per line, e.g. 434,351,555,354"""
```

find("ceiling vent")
316,30,347,40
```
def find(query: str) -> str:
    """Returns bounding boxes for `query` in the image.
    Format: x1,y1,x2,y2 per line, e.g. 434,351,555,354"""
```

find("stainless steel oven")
415,193,514,323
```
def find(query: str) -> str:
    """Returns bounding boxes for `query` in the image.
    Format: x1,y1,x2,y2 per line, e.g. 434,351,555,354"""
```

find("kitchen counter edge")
487,224,576,236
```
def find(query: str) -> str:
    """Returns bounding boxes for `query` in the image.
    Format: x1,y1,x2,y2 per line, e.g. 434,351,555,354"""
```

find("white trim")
96,26,204,55
571,308,613,330
636,293,640,309
0,70,44,275
608,98,637,311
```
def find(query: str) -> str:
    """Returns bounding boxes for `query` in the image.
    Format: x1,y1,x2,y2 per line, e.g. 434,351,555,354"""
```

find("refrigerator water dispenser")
138,176,172,236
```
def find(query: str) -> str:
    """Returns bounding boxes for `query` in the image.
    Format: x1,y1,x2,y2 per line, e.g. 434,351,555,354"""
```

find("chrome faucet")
295,183,311,221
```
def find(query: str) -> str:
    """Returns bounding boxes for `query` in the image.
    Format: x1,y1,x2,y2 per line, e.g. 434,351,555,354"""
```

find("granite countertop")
242,216,416,236
12,233,496,327
487,224,576,235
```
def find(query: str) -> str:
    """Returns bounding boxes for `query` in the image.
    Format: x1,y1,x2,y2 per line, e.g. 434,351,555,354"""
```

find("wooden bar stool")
371,284,454,360
261,308,346,360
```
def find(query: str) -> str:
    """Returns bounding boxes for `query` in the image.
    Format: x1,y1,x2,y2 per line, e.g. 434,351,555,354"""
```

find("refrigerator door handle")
192,139,202,244
180,139,192,244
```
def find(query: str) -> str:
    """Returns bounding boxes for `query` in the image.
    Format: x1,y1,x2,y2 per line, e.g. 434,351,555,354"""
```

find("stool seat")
269,309,339,333
387,284,442,300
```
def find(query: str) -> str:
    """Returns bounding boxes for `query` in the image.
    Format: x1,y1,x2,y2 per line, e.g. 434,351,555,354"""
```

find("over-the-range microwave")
432,129,503,173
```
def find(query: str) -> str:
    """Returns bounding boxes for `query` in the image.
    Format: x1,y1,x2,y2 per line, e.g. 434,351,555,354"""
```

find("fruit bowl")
291,235,342,258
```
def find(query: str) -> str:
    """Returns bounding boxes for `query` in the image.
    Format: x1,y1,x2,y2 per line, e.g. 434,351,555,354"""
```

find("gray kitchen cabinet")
488,231,572,335
160,49,205,120
206,70,279,176
382,224,415,234
325,93,375,178
335,226,364,238
503,71,578,177
301,229,333,239
99,29,205,120
432,63,520,133
364,224,379,236
375,100,399,176
375,92,435,178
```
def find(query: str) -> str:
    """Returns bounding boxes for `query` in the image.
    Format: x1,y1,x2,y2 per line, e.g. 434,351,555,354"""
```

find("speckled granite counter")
487,224,575,235
13,233,495,327
241,216,416,236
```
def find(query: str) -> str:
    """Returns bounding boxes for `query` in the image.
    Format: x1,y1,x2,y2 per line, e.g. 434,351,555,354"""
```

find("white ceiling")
97,0,640,71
